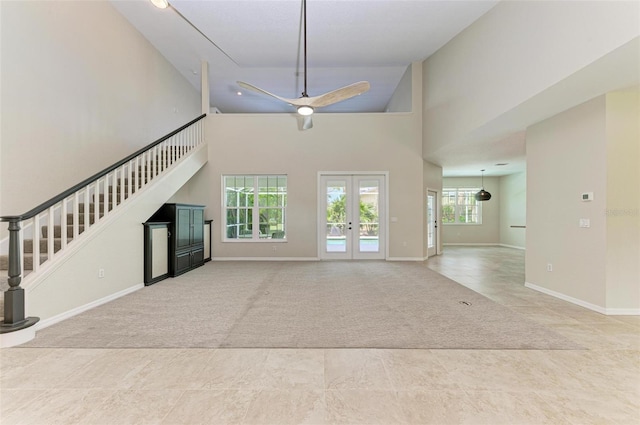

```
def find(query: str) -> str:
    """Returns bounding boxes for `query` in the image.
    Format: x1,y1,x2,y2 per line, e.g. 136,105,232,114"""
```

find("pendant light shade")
475,170,492,201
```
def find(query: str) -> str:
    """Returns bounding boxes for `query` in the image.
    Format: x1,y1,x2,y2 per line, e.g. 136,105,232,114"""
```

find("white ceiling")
112,0,499,115
111,1,637,178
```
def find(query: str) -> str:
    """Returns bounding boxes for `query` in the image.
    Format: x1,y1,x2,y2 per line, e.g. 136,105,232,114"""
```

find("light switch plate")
582,192,594,201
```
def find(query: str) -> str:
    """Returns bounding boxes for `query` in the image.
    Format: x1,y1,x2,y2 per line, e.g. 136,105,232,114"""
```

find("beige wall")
526,96,608,308
386,65,412,113
441,176,500,245
499,172,526,249
0,1,201,217
187,111,424,260
605,90,640,311
422,1,639,158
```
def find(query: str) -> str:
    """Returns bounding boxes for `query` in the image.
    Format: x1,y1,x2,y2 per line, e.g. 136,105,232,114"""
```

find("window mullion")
252,176,259,239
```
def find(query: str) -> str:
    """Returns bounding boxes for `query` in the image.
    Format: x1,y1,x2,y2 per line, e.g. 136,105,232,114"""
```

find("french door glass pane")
427,195,435,249
359,180,379,253
326,180,347,252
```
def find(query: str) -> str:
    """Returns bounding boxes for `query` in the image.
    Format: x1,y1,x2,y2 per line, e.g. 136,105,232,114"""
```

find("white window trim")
442,187,483,225
222,174,287,242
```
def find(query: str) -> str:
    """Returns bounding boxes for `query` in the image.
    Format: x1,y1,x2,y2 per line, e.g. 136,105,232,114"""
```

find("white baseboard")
605,308,640,315
387,257,425,261
525,281,640,316
443,243,499,246
212,257,319,261
35,283,145,331
442,243,525,251
499,244,525,250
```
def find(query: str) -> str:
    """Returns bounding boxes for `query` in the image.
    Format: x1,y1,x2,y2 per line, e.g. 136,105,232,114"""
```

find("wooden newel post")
1,218,39,333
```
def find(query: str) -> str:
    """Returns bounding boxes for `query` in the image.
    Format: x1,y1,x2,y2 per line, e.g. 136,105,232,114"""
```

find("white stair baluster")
153,146,158,178
47,206,55,262
25,218,32,275
95,178,101,224
127,161,133,197
61,197,68,250
84,185,91,231
73,191,80,239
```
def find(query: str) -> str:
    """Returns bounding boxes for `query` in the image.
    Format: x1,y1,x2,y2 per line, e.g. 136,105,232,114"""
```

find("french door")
319,174,386,260
426,190,438,258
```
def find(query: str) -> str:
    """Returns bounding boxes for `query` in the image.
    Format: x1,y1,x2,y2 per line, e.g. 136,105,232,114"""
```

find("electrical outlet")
547,264,553,272
98,268,105,278
272,246,277,251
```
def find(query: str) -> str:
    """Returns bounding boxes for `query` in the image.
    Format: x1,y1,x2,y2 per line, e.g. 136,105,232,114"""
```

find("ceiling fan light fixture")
150,0,169,9
297,105,314,116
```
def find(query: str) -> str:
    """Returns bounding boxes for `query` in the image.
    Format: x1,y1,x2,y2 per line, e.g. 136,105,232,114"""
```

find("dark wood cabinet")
147,203,205,280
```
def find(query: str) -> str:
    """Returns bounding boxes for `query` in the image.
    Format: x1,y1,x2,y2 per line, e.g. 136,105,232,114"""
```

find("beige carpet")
24,261,582,349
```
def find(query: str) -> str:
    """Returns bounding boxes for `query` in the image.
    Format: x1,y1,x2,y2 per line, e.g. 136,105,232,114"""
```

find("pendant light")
475,169,492,201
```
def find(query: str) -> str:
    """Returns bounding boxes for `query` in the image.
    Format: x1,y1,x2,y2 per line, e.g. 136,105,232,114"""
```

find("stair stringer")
23,143,208,327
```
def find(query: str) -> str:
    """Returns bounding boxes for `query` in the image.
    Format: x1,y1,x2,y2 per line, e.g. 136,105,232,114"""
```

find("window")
224,175,287,241
442,188,482,224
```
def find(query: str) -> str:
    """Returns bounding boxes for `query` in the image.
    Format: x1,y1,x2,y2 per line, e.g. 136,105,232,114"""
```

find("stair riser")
41,225,85,239
66,214,98,225
78,203,112,214
0,254,47,271
23,239,63,254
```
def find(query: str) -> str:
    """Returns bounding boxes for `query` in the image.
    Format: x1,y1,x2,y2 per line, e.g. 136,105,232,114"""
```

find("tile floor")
1,246,638,424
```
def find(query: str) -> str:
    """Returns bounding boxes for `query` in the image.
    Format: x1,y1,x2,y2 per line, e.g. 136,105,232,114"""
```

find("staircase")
1,182,128,278
0,115,206,325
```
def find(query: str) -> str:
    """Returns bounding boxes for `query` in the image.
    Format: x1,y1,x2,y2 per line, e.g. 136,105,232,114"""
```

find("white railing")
0,115,205,331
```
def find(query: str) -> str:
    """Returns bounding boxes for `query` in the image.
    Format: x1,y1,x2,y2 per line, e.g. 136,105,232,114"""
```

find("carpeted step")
66,213,97,225
95,193,127,205
116,178,149,186
78,202,111,214
41,224,85,238
23,238,64,254
0,252,47,271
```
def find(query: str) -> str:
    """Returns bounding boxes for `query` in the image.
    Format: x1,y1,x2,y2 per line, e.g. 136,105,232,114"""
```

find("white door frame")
426,187,440,257
318,171,389,260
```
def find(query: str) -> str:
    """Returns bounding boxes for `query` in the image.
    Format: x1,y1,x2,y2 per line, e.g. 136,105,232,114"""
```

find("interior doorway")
319,173,386,260
427,189,438,258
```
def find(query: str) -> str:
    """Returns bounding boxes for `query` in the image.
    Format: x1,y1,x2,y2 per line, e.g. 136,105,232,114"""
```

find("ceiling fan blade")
302,115,313,130
307,81,370,108
237,81,298,105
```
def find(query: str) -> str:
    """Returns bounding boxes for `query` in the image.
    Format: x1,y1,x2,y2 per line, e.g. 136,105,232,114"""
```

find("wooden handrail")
1,114,205,222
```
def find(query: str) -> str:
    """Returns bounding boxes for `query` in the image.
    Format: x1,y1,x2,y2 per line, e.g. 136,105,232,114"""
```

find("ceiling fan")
237,0,370,130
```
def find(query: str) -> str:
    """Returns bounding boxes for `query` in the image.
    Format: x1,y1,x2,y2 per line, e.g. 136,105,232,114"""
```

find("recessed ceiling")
112,1,638,179
111,0,499,114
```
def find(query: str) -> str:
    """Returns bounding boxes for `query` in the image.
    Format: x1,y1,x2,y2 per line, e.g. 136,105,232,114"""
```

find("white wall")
422,0,640,157
605,90,640,311
0,1,201,217
441,176,500,245
526,96,608,309
499,172,526,249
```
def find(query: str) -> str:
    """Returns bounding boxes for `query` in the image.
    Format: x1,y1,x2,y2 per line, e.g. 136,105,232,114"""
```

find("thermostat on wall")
582,192,594,201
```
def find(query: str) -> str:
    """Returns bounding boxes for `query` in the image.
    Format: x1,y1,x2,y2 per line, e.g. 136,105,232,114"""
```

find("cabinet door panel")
175,251,191,275
191,248,204,266
176,208,191,249
192,208,204,244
